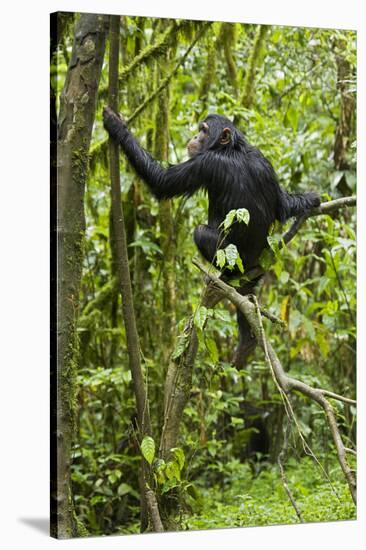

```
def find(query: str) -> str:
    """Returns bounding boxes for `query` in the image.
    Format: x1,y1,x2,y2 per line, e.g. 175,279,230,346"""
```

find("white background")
0,0,364,548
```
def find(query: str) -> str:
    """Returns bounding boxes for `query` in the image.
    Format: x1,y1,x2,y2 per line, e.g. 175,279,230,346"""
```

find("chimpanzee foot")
202,279,225,308
233,337,257,368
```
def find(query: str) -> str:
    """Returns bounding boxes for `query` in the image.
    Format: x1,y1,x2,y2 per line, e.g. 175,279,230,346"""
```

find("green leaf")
205,337,219,363
236,208,250,225
236,255,244,273
171,448,185,471
154,459,167,485
231,416,245,426
194,306,208,331
141,436,155,465
221,208,250,231
166,460,181,481
279,271,289,284
223,209,236,230
171,331,189,360
259,248,275,270
90,495,107,505
216,249,226,269
303,317,316,342
225,244,239,268
267,235,280,257
108,470,121,484
285,105,298,131
117,483,133,496
316,332,330,358
345,171,356,191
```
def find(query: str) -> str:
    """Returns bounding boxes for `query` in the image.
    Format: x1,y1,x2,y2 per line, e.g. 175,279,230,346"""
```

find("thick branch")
108,16,164,533
108,15,151,438
146,490,164,532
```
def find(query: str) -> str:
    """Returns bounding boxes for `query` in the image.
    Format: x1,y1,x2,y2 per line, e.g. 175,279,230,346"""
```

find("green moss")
241,25,268,109
199,39,217,100
219,23,238,93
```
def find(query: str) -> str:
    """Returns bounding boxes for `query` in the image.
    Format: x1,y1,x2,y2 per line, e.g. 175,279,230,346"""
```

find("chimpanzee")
103,107,320,366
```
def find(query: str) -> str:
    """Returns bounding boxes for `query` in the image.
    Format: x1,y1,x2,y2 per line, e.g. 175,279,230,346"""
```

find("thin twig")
345,447,357,456
278,419,304,522
318,389,356,405
259,305,286,327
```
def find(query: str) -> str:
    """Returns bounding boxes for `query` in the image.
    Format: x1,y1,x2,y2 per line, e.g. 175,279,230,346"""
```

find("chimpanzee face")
187,121,210,158
187,117,233,158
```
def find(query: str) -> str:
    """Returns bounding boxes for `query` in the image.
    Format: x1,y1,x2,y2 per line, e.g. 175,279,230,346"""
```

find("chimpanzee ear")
220,127,232,145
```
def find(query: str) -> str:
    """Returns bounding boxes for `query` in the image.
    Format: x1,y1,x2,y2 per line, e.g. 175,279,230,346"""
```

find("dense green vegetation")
51,14,356,537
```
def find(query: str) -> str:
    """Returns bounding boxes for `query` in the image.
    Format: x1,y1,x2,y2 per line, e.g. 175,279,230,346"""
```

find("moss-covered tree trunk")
233,24,268,127
153,61,177,364
333,42,355,195
219,23,238,95
51,12,108,539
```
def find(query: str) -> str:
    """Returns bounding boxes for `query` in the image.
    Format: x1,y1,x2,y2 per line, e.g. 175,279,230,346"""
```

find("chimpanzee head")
187,114,245,158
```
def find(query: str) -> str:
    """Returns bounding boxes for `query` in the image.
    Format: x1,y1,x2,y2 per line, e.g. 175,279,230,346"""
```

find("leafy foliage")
52,14,356,536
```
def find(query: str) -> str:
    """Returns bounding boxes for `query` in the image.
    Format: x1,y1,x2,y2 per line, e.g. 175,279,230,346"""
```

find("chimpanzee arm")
103,106,203,200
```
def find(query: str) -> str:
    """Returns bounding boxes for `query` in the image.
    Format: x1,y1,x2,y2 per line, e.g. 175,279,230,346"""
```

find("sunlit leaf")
141,436,155,465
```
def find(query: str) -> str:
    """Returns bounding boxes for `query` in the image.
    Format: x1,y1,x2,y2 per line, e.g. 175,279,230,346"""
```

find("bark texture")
154,52,177,363
108,15,163,533
51,12,108,539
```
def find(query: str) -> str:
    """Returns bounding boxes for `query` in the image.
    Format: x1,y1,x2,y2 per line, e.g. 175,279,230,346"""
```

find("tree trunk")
159,285,221,459
153,55,177,365
333,42,355,194
51,12,108,539
107,15,163,533
234,24,268,124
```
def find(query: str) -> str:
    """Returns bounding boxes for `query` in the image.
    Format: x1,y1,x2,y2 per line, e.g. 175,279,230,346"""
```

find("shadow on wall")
18,518,49,536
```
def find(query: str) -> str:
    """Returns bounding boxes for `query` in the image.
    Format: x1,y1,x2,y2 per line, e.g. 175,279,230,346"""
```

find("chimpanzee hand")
305,191,321,209
103,106,127,141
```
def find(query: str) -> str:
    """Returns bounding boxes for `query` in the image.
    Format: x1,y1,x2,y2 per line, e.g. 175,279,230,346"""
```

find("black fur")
103,109,320,366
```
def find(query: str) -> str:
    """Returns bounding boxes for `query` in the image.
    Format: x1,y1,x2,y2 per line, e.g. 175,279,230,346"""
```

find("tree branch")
282,195,356,245
108,14,163,532
194,260,356,505
127,23,210,124
145,489,164,532
278,419,304,522
108,15,151,437
238,195,357,284
98,20,193,99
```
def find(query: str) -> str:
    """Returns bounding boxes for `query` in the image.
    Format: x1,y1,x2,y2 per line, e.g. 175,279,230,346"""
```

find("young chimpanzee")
103,107,320,366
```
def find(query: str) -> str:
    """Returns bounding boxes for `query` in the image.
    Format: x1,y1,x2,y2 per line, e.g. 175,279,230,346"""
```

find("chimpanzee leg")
233,279,261,368
193,224,221,263
194,224,259,368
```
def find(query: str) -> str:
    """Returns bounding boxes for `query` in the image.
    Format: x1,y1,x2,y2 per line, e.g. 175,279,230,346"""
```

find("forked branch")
194,259,356,505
